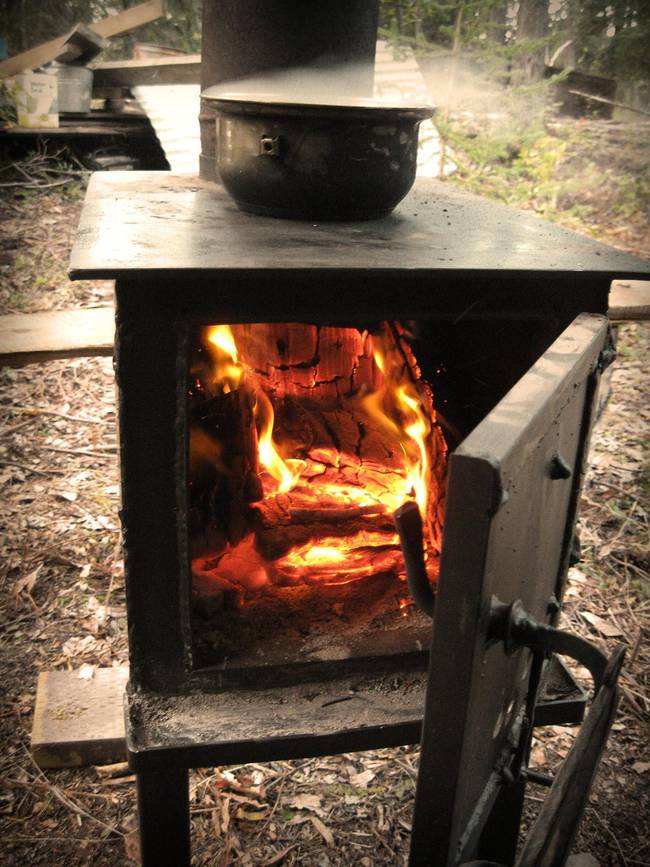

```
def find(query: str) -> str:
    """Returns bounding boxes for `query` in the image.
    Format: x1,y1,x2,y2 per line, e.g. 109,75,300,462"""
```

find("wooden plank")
0,123,146,137
91,0,167,39
0,24,105,80
0,307,114,367
31,667,128,768
609,279,650,321
0,1,165,79
92,54,201,88
0,285,644,368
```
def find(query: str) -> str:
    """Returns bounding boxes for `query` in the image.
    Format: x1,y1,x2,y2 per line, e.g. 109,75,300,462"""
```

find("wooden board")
0,25,105,80
31,667,128,768
609,279,650,321
91,0,166,39
0,123,149,138
92,54,201,89
0,306,114,366
0,284,645,368
0,1,165,79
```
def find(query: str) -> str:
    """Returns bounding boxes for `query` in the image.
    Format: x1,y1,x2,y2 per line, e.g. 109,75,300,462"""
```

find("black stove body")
70,172,649,866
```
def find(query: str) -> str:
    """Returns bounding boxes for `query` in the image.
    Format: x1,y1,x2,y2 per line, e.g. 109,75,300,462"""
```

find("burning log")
188,320,447,591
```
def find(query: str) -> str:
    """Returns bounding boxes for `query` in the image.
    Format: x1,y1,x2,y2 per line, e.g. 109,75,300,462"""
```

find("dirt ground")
0,172,649,866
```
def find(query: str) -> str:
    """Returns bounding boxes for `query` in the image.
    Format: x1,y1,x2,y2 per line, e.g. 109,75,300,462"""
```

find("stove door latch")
488,597,607,692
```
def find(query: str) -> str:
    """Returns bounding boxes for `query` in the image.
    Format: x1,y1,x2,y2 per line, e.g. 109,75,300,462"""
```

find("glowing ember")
304,546,345,563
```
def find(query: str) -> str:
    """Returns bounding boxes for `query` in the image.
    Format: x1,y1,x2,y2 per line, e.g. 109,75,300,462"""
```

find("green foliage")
436,114,649,241
379,0,650,85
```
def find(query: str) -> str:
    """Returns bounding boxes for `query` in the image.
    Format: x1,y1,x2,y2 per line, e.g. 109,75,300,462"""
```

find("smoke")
203,44,532,125
203,58,431,109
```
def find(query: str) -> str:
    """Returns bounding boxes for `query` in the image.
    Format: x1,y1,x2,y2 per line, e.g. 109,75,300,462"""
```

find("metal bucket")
56,65,93,115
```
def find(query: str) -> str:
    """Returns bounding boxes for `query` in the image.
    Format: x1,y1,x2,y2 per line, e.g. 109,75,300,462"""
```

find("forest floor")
0,128,648,866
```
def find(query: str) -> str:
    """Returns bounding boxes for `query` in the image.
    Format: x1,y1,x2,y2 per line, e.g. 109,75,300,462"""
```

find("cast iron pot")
202,90,434,221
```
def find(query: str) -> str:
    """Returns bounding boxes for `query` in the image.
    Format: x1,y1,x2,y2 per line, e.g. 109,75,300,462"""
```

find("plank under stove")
126,671,427,771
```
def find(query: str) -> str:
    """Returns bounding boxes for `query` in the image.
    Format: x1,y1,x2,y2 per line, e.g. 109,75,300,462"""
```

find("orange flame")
205,324,244,392
397,384,430,517
363,343,431,519
254,389,305,493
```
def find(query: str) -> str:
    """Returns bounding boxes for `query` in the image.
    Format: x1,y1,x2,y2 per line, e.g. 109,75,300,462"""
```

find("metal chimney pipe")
199,0,380,179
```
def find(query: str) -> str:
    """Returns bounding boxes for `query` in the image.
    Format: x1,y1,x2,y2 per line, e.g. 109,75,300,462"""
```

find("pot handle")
259,135,282,157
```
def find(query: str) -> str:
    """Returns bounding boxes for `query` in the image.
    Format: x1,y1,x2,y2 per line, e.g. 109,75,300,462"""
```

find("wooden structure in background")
0,0,166,79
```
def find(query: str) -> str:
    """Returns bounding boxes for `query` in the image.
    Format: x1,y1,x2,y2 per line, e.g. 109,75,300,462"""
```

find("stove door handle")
488,597,608,693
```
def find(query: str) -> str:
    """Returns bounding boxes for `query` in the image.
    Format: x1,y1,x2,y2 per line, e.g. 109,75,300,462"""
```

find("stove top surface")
69,172,650,282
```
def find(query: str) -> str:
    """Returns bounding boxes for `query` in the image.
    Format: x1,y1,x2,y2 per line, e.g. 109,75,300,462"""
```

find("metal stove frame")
69,171,649,866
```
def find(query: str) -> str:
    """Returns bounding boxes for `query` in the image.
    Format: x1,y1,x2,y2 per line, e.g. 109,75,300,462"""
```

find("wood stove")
69,171,650,866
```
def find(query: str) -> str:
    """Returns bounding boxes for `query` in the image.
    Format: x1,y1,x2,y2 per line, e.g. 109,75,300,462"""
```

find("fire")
254,389,305,493
304,546,345,563
362,343,432,520
397,385,430,518
205,324,244,392
192,322,443,597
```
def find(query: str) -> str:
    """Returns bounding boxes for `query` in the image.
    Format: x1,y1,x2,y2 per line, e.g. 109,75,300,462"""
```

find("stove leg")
136,766,191,867
477,778,526,865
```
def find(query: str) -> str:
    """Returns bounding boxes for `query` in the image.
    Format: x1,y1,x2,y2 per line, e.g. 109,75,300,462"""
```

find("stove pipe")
199,0,380,179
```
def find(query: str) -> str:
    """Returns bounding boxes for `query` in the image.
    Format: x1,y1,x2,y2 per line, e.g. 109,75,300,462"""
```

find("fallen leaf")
12,564,42,595
285,793,323,812
235,807,267,821
310,815,335,848
579,611,623,638
632,761,650,774
261,845,298,866
530,743,546,768
568,568,588,584
349,768,376,788
56,490,78,502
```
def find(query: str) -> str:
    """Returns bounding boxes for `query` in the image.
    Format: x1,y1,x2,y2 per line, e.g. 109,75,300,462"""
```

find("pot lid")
202,87,435,121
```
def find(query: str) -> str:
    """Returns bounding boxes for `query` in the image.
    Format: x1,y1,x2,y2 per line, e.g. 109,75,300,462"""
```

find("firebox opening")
186,320,448,674
184,316,559,677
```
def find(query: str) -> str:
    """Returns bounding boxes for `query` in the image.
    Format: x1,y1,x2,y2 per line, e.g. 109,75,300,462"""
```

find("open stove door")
409,313,613,867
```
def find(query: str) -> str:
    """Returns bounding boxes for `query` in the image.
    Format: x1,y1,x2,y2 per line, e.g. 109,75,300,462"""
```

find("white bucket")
12,71,59,128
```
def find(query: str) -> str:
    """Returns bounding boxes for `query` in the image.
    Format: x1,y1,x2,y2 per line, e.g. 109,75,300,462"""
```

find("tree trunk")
513,0,549,84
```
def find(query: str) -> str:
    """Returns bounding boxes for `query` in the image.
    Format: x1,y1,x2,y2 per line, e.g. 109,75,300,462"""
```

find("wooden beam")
609,279,650,321
91,0,167,39
0,307,114,367
0,1,166,79
92,54,201,89
31,667,128,768
0,24,105,80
